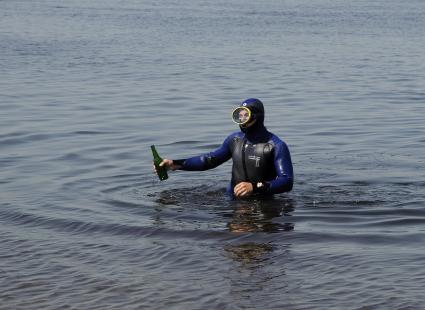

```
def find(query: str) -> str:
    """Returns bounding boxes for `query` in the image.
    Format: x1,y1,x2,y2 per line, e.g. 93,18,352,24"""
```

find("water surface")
1,0,425,309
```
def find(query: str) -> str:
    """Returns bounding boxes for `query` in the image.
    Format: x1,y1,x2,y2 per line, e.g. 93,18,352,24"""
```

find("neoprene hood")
240,98,264,124
238,98,265,134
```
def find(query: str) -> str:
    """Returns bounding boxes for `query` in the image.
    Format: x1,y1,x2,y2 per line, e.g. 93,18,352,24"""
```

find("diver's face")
238,111,250,124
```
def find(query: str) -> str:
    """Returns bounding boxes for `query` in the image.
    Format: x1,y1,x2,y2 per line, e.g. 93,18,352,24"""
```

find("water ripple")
2,0,425,308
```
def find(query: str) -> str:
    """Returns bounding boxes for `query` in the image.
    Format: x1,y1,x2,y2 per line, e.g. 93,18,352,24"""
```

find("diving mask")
231,106,252,125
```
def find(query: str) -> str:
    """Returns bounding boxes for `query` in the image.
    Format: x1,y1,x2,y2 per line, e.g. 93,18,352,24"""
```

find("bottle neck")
151,145,161,159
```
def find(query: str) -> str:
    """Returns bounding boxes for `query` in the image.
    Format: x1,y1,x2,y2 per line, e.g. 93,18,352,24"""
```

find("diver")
155,98,294,198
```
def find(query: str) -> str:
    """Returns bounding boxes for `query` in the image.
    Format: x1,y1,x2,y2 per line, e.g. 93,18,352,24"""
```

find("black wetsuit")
174,127,294,195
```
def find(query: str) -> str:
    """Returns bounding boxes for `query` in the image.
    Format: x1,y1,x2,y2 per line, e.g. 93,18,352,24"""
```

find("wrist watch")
253,182,264,192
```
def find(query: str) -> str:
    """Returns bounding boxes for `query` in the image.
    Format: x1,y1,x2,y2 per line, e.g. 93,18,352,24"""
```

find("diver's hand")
234,182,254,198
152,159,181,173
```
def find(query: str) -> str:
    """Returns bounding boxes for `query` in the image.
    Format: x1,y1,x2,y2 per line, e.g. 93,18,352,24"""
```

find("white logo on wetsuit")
248,155,261,167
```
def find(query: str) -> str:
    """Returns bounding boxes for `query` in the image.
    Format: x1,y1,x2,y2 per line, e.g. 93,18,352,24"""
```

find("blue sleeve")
175,135,233,171
266,141,294,194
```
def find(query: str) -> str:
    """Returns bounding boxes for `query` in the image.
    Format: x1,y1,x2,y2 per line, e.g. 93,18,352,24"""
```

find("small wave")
164,140,202,146
290,230,425,246
362,217,425,227
0,207,169,238
72,130,112,135
1,203,276,240
0,155,25,167
194,143,222,150
152,185,228,207
99,198,145,210
0,132,57,147
0,131,29,140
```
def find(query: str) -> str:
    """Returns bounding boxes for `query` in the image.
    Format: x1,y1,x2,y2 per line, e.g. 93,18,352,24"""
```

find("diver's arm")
254,142,294,194
168,136,233,171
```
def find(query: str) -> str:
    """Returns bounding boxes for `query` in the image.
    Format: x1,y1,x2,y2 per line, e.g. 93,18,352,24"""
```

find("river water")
1,0,425,309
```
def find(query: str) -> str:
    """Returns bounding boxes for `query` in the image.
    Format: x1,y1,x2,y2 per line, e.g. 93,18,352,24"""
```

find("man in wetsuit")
157,98,294,198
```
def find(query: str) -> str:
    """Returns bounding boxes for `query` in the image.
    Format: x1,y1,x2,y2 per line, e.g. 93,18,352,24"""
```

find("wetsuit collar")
241,123,270,143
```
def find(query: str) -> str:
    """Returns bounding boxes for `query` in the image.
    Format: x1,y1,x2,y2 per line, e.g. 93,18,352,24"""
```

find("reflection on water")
151,186,295,235
224,241,293,308
224,242,274,265
228,199,295,233
149,187,296,306
223,199,294,302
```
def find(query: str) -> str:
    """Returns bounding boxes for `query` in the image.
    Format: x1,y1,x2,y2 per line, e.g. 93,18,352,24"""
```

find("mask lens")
232,107,251,125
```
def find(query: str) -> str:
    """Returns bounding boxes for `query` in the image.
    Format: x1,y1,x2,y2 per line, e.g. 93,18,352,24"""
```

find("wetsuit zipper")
241,139,248,180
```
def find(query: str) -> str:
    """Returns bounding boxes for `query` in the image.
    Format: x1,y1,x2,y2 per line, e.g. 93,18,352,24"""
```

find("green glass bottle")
151,145,168,181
